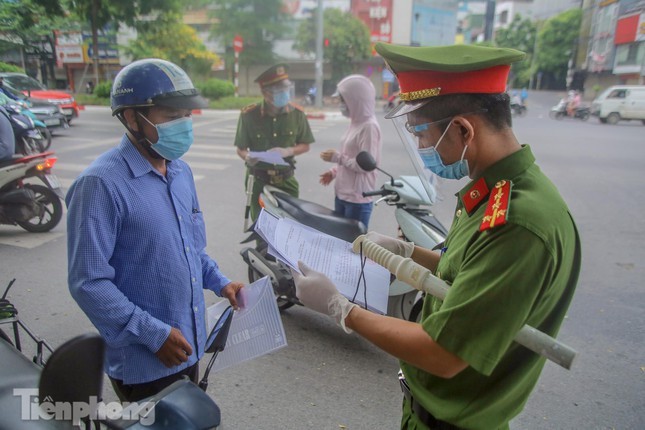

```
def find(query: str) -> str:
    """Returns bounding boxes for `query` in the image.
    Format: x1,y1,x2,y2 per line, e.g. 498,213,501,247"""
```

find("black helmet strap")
116,109,164,160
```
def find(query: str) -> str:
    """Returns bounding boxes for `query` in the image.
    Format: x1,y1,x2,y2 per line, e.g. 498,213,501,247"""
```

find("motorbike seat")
273,192,366,242
39,333,105,416
0,337,73,429
0,154,26,168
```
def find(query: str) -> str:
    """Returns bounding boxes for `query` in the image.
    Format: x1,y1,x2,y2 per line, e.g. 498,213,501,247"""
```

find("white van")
591,85,645,125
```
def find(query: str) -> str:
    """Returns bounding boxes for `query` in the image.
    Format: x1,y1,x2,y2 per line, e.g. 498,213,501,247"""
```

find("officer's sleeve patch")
480,179,512,231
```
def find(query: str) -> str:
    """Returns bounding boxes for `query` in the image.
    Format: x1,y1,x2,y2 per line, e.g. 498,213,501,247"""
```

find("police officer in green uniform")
234,64,315,221
291,44,581,430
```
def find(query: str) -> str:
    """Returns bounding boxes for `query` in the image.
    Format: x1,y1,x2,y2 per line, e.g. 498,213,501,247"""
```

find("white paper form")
248,150,290,166
206,277,287,373
254,210,288,262
273,217,390,314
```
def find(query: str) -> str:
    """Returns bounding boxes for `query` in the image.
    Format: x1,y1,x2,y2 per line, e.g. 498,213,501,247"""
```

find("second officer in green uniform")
234,64,315,222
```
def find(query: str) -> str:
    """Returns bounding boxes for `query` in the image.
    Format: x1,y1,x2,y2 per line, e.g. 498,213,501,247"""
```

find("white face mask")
339,100,350,117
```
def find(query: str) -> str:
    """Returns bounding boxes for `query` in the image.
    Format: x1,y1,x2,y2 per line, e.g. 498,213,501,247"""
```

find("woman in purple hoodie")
319,74,382,228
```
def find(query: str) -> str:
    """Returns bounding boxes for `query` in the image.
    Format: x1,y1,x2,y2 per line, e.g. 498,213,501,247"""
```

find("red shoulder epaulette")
290,102,305,112
480,180,512,231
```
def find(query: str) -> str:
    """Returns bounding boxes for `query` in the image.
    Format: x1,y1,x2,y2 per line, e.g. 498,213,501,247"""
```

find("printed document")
248,150,290,166
206,277,287,373
254,209,390,314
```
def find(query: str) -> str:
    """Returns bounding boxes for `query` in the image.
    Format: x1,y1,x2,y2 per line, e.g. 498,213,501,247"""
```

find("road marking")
184,151,239,160
54,162,92,172
0,228,65,249
53,137,117,154
183,161,229,170
190,144,236,151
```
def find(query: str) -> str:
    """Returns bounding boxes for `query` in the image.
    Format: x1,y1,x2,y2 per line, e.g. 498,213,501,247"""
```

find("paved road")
1,97,643,429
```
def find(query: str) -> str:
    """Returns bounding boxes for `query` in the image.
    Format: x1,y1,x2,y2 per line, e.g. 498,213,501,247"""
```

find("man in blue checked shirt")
66,59,244,403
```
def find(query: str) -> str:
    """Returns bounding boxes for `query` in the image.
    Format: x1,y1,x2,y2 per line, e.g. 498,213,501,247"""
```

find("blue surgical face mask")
417,122,470,180
139,113,194,160
272,89,290,108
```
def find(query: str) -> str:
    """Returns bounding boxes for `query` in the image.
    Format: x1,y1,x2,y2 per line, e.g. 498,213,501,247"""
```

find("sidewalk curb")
306,111,344,120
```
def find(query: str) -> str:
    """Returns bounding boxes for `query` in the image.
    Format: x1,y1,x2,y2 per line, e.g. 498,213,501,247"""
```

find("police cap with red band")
255,63,290,88
375,43,526,118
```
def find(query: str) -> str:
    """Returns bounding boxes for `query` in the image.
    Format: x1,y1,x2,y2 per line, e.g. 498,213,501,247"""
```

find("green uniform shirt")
234,102,315,220
233,101,315,169
401,145,581,430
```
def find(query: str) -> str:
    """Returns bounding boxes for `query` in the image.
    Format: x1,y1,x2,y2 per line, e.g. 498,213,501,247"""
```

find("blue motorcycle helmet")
111,58,207,116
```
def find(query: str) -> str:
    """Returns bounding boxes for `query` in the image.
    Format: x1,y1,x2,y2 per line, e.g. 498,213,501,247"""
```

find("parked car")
0,72,82,123
591,85,645,125
28,99,69,132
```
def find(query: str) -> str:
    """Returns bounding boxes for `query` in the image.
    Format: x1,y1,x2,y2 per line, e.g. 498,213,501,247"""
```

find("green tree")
535,8,582,89
66,0,182,83
0,0,66,85
208,0,288,68
494,14,536,87
123,12,219,79
292,8,371,84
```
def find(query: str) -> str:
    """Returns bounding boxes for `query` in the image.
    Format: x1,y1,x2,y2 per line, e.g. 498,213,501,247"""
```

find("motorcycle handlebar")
362,189,388,198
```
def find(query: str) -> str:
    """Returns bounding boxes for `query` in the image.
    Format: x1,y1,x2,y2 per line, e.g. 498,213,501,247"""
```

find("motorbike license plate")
44,174,62,191
62,108,73,115
44,118,61,126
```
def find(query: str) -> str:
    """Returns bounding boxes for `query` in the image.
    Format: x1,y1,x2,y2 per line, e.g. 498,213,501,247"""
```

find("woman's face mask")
339,100,350,117
139,113,194,160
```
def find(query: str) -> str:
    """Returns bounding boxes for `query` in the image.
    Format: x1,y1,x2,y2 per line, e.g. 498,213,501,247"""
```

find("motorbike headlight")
13,116,34,129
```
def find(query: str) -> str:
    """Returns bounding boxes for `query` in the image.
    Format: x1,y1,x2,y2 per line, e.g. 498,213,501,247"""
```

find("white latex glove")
268,147,294,159
354,231,415,258
292,261,357,333
245,153,260,166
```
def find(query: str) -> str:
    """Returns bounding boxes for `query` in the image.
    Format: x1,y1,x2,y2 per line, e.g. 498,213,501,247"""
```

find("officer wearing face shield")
66,59,244,402
234,64,314,222
292,44,581,429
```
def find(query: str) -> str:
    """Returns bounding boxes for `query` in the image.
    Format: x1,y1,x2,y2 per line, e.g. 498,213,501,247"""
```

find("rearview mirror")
356,151,377,171
205,306,234,354
356,151,401,187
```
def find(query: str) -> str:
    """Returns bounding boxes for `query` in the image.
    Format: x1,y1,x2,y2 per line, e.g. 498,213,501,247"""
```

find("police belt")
399,375,461,430
249,166,294,185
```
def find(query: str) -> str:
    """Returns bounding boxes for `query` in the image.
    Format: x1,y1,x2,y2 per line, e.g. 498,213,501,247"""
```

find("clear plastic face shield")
388,100,441,204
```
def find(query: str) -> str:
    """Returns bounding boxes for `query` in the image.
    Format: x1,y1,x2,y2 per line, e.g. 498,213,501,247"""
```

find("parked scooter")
0,279,231,429
240,151,448,322
303,85,316,106
510,101,527,117
0,151,63,232
549,99,590,121
2,102,48,154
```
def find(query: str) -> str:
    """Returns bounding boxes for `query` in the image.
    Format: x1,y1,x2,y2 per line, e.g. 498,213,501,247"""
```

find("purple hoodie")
329,75,382,203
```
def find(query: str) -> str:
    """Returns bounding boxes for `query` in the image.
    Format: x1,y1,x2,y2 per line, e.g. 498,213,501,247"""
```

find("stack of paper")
254,209,391,314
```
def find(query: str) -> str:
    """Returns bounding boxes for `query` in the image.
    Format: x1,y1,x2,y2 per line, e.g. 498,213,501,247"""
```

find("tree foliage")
123,12,219,78
292,8,371,84
0,0,66,49
494,14,536,87
208,0,288,68
535,8,582,87
66,0,181,29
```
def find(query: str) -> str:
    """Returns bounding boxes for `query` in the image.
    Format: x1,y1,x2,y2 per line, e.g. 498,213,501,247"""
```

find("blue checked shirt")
66,136,231,384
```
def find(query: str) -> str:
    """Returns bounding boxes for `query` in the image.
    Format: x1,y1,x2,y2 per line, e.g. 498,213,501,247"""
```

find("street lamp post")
314,0,323,108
